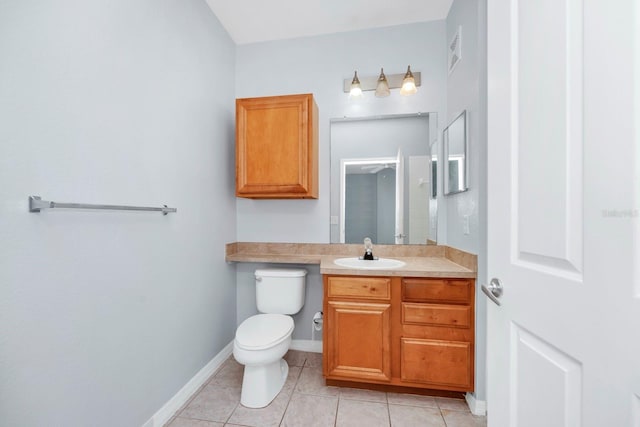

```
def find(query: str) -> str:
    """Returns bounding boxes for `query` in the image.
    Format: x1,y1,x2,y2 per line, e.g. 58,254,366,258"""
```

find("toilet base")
240,358,289,408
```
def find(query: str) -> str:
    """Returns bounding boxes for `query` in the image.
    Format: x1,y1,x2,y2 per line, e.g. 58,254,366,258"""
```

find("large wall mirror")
443,110,468,195
330,113,438,245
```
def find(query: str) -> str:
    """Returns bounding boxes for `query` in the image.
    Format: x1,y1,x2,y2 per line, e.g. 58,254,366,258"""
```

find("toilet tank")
255,268,307,314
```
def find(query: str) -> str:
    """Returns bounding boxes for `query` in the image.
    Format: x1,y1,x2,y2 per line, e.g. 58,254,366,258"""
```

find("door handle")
482,278,503,306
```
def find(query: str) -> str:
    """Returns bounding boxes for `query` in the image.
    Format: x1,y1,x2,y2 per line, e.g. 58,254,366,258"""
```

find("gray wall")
0,1,237,425
445,0,488,401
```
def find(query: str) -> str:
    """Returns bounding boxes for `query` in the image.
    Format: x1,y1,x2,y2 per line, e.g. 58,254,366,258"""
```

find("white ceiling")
205,0,454,45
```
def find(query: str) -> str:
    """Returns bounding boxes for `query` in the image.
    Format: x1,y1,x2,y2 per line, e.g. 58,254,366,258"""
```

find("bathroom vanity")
322,274,475,393
225,242,476,396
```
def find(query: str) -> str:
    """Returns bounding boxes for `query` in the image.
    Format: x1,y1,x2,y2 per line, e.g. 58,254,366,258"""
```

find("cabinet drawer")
328,276,390,300
401,338,472,389
402,278,471,303
402,303,470,328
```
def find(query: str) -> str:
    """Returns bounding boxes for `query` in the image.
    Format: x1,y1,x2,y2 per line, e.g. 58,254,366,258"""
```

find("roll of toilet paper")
312,311,323,332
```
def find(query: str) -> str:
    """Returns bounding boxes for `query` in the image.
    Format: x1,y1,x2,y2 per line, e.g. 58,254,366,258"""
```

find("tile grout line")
225,401,241,425
385,390,390,427
439,400,452,427
278,357,305,427
385,397,392,427
333,398,341,427
442,411,450,427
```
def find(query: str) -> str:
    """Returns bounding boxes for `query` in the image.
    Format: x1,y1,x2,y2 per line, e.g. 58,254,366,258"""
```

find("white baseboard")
465,392,487,416
290,339,323,353
144,341,234,427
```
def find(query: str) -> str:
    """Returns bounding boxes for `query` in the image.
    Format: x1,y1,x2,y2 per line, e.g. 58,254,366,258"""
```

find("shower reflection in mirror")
340,153,403,244
443,110,468,195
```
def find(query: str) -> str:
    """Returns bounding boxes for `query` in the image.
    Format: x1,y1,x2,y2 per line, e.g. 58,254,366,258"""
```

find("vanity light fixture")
343,66,420,97
375,68,390,98
400,65,418,96
349,71,363,98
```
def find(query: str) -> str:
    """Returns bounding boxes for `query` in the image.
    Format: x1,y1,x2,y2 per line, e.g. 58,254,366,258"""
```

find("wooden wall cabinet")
323,275,475,393
236,93,318,199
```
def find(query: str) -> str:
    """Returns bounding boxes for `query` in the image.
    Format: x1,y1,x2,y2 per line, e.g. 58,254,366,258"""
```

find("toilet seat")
235,313,294,351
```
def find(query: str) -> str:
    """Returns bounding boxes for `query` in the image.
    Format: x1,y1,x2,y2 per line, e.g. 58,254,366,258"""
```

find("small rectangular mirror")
443,110,468,195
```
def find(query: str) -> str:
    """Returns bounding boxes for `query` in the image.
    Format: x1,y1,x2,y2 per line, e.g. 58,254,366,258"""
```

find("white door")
486,1,639,426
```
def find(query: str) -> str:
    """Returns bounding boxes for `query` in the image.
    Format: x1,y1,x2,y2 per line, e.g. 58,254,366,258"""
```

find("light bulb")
375,68,390,98
349,71,363,98
400,65,418,96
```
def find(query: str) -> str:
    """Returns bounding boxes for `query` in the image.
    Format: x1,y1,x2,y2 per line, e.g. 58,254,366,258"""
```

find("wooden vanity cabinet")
235,93,318,199
323,275,475,393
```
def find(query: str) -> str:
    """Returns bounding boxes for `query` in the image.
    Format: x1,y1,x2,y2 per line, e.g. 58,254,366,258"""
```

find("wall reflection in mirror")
330,113,438,245
443,110,468,195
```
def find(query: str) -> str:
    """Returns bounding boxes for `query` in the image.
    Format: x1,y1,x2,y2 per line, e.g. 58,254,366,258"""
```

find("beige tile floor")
166,350,486,427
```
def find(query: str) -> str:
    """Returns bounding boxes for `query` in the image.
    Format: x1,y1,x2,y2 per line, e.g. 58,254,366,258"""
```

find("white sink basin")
333,257,406,270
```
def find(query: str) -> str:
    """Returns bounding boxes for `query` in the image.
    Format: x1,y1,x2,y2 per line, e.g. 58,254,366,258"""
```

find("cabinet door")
325,300,391,382
236,93,318,199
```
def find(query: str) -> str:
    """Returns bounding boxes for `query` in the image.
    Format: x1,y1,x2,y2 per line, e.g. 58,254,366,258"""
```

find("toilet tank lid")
255,268,307,277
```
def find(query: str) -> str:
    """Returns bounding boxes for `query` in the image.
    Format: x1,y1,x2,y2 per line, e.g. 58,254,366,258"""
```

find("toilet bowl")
233,313,294,408
232,268,307,408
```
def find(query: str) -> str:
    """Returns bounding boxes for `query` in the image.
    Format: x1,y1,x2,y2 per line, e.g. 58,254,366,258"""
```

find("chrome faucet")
362,237,376,260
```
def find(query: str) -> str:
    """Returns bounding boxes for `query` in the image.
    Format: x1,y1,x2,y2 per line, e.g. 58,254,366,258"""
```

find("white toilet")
233,268,307,408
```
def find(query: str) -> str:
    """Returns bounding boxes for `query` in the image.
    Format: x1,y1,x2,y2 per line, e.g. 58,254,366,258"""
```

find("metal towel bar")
28,196,177,215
